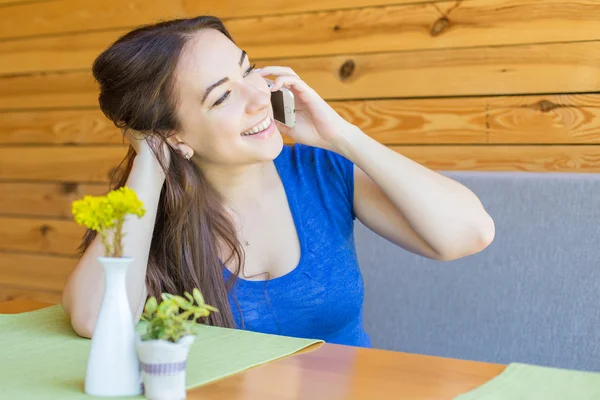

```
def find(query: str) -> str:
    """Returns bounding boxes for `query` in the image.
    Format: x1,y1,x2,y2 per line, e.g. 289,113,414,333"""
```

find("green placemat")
0,305,321,399
455,362,600,400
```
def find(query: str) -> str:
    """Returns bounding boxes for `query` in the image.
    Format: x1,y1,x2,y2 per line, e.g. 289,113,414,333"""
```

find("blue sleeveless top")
222,144,371,348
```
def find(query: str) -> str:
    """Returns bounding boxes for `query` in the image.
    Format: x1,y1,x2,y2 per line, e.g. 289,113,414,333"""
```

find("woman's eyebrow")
202,49,248,105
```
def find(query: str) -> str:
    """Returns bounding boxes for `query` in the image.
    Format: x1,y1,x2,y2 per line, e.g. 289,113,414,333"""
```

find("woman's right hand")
124,129,171,168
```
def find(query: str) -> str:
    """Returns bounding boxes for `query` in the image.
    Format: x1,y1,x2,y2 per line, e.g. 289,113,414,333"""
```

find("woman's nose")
244,83,270,114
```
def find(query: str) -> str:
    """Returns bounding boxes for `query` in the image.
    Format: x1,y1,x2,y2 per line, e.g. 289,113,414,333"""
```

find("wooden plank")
0,29,120,76
331,94,600,144
0,0,600,74
271,41,600,99
0,146,126,182
0,0,427,40
0,252,76,291
0,182,108,218
2,41,599,110
3,94,600,146
394,145,600,172
0,70,95,110
486,95,600,144
4,0,600,75
0,284,61,304
223,0,600,60
0,217,84,255
0,144,599,186
0,109,123,144
0,0,50,5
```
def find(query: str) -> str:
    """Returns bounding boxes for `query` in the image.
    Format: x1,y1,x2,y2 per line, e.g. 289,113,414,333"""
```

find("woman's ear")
166,136,194,161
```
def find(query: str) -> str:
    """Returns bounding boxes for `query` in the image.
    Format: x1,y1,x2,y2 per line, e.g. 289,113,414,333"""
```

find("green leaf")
192,288,205,306
184,292,193,303
144,296,157,316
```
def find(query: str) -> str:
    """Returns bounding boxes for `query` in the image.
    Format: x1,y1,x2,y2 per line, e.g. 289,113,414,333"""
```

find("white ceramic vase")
84,256,142,397
136,334,195,400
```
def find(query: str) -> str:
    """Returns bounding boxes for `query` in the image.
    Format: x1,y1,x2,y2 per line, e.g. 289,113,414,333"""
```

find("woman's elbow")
62,300,95,339
437,213,496,262
71,316,94,339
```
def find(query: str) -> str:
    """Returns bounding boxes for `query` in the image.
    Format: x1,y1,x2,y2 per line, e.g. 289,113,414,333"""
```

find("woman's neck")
197,160,273,207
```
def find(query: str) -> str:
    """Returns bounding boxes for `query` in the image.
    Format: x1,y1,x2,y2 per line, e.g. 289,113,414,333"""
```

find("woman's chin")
241,128,284,162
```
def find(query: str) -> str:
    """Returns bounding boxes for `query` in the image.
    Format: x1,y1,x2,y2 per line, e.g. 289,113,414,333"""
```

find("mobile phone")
266,79,296,128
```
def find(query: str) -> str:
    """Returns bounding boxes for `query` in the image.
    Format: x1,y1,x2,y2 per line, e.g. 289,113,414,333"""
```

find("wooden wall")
1,0,599,303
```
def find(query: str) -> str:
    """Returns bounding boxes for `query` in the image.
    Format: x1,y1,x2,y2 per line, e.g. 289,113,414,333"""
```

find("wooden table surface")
1,299,505,399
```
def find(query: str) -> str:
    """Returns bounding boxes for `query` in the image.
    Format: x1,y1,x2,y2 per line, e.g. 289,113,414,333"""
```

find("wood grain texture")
2,41,599,110
0,182,108,218
394,145,600,172
485,95,600,144
0,286,60,304
225,0,600,60
3,0,600,75
0,146,126,182
0,145,598,187
330,94,600,144
0,0,48,5
269,41,600,99
0,70,95,110
0,109,123,144
5,95,600,146
0,252,76,291
0,0,429,40
0,217,84,255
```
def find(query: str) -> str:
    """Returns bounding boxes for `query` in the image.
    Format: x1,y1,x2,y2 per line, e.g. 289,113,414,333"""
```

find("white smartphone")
265,79,296,128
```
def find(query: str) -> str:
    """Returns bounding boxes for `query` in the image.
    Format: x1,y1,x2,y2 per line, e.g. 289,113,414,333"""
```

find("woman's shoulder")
276,144,353,177
275,144,354,219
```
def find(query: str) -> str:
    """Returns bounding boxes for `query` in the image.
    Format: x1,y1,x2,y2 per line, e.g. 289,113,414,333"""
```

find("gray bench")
356,171,600,371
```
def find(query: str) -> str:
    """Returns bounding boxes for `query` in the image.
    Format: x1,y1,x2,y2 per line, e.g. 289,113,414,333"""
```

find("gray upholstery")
356,171,600,371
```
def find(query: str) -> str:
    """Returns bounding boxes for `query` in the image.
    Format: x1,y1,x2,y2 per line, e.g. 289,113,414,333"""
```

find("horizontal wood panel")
0,70,94,110
0,182,107,218
4,0,600,75
3,94,600,145
0,0,428,40
3,41,599,110
0,217,84,255
0,0,45,4
0,145,599,186
394,145,600,172
0,252,76,292
0,109,123,144
274,41,600,99
485,95,600,144
332,94,600,144
0,284,61,304
0,146,126,182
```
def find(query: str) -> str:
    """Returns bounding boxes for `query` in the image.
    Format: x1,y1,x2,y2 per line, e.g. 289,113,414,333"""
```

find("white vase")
135,334,195,400
84,256,142,397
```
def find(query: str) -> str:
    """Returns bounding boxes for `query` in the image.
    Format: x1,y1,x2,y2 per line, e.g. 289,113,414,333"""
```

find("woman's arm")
336,128,495,261
255,66,494,260
62,145,165,338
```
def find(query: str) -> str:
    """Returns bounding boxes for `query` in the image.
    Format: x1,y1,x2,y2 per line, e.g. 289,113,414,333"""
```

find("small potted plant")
72,186,146,397
136,289,218,400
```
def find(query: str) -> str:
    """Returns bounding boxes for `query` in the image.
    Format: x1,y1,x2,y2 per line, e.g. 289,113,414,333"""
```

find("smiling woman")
61,15,495,347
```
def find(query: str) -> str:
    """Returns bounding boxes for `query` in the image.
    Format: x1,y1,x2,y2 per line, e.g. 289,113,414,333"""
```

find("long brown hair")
79,16,243,328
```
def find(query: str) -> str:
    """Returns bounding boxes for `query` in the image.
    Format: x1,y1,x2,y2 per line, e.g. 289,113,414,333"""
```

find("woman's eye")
244,63,256,77
213,90,231,107
212,64,256,107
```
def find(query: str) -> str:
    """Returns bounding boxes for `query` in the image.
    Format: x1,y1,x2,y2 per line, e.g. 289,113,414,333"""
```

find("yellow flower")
72,187,146,257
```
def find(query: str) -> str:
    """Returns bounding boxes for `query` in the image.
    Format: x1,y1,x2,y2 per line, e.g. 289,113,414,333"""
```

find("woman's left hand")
257,66,357,152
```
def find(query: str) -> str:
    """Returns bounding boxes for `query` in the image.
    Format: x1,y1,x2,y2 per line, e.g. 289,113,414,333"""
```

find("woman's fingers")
256,66,299,78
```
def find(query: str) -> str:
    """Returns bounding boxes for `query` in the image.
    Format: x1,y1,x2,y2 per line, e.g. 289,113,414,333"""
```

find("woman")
62,16,495,347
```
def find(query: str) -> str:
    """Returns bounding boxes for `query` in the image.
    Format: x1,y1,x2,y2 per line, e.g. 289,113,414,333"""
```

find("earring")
185,153,191,161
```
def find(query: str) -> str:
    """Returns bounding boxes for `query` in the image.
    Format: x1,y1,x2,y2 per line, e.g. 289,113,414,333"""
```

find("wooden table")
1,300,505,399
